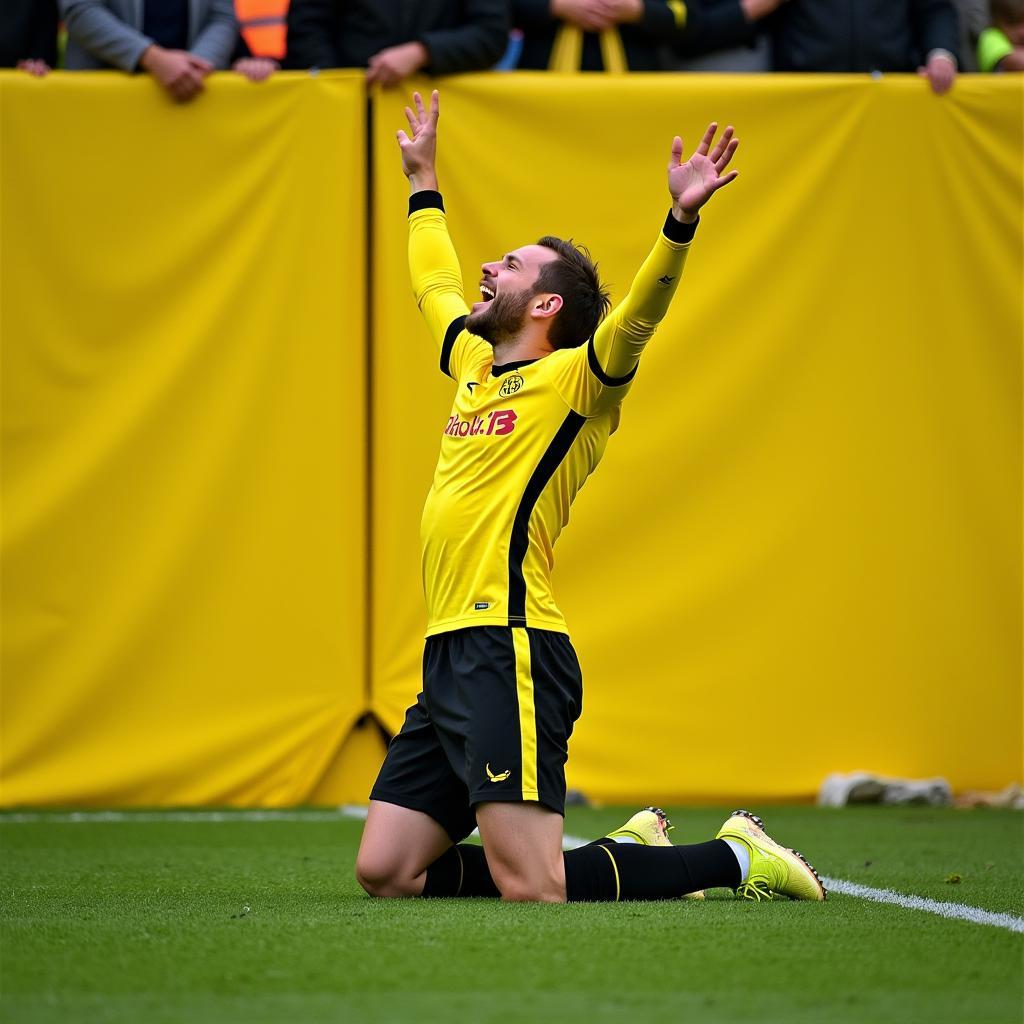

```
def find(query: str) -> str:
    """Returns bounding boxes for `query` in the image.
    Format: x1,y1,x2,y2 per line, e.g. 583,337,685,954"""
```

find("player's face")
465,245,558,346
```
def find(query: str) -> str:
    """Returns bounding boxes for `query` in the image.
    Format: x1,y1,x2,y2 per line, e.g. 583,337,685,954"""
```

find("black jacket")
514,0,756,71
769,0,959,72
0,0,58,66
285,0,509,72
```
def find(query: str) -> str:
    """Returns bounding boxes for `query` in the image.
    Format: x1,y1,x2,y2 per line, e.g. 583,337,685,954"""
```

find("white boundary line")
3,809,1021,934
819,876,1024,934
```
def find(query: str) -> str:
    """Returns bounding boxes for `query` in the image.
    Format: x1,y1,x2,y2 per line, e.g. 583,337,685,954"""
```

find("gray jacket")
60,0,237,71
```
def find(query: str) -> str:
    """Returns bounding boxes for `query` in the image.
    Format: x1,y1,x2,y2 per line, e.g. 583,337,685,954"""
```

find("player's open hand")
397,90,439,189
668,123,739,221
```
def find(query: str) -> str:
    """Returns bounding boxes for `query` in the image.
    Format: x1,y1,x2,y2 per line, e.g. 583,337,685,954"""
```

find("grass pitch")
1,806,1021,1023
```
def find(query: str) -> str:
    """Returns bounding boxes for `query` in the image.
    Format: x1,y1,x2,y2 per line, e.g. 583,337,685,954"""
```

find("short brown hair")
534,237,611,349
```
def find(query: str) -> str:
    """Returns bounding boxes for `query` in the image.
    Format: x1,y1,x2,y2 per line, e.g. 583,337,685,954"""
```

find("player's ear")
531,293,563,321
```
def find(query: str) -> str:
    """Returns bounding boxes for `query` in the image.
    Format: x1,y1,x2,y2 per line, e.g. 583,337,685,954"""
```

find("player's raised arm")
398,90,472,367
588,123,739,387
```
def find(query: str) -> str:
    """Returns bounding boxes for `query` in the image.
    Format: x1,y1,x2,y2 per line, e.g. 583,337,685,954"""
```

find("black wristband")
663,210,698,243
409,190,445,215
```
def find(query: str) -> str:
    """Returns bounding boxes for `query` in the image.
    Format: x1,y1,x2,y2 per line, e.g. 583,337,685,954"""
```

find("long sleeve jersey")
409,190,695,637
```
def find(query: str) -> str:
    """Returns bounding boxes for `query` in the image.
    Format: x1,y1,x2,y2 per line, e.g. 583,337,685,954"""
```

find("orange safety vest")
235,0,289,60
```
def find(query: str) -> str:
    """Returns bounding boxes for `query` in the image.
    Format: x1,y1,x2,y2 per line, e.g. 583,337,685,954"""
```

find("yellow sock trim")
599,844,621,902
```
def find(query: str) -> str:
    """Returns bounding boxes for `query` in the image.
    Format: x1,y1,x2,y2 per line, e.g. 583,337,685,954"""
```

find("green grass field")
2,806,1021,1023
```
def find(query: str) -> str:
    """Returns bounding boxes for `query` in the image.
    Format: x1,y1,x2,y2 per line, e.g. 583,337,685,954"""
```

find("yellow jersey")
409,191,694,637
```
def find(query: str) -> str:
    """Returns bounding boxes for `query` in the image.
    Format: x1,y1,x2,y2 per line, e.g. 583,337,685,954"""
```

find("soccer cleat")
716,809,826,902
607,806,675,847
606,807,705,900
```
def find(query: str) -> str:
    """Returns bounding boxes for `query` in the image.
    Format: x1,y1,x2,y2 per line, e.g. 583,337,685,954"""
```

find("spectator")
60,0,237,102
1,0,59,75
233,0,287,80
952,0,989,70
670,0,786,72
978,0,1024,69
514,0,785,71
285,0,509,87
767,0,960,94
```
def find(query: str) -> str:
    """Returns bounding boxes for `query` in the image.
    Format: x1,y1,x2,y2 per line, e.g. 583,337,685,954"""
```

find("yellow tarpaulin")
371,74,1023,800
2,72,1020,806
1,72,368,805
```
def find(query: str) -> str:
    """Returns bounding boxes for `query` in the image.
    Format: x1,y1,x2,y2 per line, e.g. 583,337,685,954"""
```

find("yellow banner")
1,72,368,805
2,72,1020,806
371,74,1023,800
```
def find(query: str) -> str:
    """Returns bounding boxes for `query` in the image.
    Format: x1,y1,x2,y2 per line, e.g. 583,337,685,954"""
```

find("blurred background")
1,0,1021,809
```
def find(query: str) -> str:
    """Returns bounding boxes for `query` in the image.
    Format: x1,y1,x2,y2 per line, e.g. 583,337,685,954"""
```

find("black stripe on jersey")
440,315,467,379
507,411,587,626
587,336,638,387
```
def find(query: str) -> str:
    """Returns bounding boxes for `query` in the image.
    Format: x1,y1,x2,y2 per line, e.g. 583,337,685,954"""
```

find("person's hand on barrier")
16,59,51,76
592,0,644,25
1000,47,1024,70
918,51,957,94
551,0,616,31
397,89,440,192
366,42,428,88
233,57,279,82
140,46,212,102
740,0,789,22
668,123,740,223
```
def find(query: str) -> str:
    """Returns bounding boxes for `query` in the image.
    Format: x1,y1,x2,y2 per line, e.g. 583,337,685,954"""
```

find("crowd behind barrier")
3,0,1024,90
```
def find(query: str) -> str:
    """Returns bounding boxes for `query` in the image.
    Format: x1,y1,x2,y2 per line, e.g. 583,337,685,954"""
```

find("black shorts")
369,626,584,843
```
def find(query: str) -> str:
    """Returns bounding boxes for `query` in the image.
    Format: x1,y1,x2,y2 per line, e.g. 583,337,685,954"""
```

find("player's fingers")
429,89,439,124
711,169,739,191
709,125,733,164
669,135,683,168
405,105,418,132
716,137,739,173
696,122,717,156
396,129,411,146
413,90,426,121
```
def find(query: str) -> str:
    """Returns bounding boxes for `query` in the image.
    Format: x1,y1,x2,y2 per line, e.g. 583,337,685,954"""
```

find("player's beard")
465,288,534,348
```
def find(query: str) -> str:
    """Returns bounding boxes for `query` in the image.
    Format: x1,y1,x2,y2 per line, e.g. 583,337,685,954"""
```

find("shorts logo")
486,763,511,783
499,373,524,397
474,602,489,610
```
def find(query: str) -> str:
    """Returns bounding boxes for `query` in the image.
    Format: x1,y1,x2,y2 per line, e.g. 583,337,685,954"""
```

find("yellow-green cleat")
607,806,674,846
716,810,826,902
606,807,704,900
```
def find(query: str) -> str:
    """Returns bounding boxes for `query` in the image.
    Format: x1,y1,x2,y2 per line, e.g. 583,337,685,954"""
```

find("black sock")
563,839,740,902
422,844,500,898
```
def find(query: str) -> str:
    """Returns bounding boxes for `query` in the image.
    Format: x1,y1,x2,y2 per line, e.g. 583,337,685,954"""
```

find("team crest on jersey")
499,373,524,397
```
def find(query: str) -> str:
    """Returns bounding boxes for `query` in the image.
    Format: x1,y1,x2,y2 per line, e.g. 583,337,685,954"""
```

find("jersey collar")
490,357,540,378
